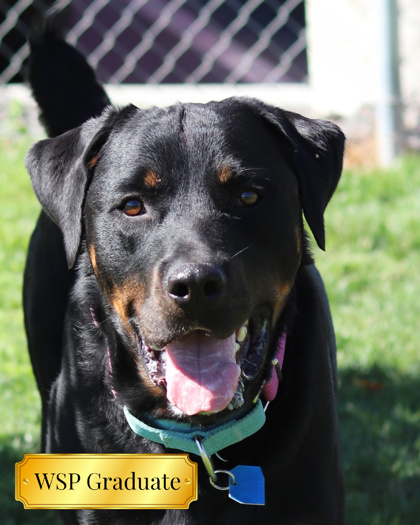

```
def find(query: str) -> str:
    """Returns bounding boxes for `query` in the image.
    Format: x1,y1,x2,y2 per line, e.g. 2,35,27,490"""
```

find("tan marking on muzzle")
112,279,167,398
109,283,164,398
109,280,145,326
272,281,292,326
110,294,128,325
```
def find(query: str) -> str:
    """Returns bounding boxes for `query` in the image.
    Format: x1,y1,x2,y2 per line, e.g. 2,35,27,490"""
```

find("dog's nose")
167,263,226,307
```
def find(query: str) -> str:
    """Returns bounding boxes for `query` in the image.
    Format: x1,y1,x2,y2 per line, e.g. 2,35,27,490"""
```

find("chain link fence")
3,0,420,163
0,0,308,85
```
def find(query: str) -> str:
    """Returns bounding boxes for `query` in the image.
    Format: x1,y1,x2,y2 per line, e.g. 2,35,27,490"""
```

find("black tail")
27,8,110,137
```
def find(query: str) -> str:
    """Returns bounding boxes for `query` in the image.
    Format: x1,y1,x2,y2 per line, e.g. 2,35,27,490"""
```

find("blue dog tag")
229,465,265,505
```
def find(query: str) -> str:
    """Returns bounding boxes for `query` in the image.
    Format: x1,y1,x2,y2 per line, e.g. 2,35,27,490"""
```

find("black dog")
24,27,345,525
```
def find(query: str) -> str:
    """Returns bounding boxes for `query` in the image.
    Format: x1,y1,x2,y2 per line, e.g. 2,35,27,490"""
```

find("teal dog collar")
124,399,266,457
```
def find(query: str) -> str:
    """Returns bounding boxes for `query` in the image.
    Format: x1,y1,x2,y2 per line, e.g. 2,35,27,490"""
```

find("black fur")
24,29,345,525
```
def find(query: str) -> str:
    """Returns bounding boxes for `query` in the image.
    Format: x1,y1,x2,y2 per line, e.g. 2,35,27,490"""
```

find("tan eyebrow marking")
218,165,233,184
144,170,162,188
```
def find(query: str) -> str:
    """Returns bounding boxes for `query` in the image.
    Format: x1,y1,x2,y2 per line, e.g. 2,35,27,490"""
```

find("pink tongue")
165,331,240,415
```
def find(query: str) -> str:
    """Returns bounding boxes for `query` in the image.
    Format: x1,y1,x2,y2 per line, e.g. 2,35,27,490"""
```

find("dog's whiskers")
230,246,249,260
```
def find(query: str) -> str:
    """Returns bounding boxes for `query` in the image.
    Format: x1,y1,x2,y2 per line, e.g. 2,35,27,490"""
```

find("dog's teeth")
236,325,248,343
235,342,241,353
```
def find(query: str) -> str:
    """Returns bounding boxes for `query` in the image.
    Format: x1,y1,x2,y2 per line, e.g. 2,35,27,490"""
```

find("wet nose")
167,263,226,307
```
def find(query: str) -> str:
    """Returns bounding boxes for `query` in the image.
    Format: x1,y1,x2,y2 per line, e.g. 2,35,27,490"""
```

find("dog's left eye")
123,199,143,216
239,190,260,206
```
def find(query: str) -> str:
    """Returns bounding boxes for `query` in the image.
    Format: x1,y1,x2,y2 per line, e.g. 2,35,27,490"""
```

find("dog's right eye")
123,199,143,216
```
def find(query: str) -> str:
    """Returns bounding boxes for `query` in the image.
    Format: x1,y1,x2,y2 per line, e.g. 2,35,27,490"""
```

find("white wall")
307,0,420,117
306,0,381,116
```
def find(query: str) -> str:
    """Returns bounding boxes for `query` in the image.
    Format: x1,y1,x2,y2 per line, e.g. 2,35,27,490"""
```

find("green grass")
0,112,419,524
317,157,420,524
0,127,55,525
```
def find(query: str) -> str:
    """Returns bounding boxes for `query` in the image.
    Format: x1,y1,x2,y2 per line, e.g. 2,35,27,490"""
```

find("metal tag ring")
195,436,217,482
209,469,236,491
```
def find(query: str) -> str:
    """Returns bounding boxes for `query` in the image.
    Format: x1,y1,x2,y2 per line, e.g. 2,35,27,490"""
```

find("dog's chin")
134,318,269,419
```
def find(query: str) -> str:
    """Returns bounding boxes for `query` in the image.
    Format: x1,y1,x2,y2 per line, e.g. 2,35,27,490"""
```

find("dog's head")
26,98,344,421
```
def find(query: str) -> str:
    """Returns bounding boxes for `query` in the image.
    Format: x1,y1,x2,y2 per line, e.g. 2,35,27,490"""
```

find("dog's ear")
258,103,345,250
25,106,125,268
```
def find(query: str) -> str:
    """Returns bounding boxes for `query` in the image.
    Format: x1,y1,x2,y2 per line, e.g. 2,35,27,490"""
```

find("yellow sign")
16,454,197,509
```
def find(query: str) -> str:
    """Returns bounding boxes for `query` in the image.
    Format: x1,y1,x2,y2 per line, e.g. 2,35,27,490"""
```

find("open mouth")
138,320,269,416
